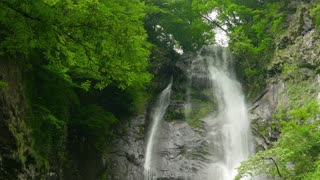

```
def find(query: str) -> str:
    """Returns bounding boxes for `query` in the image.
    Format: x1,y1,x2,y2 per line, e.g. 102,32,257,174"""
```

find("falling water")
143,46,252,180
199,46,253,180
144,82,172,179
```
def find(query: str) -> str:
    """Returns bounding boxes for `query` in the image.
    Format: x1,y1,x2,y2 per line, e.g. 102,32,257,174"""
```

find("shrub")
71,105,119,151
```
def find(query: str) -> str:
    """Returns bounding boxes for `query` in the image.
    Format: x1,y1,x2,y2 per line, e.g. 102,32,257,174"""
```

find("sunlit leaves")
236,101,320,179
0,0,151,90
145,0,214,51
311,4,320,30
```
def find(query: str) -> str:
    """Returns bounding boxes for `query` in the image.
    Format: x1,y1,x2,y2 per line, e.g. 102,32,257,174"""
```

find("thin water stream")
144,83,172,179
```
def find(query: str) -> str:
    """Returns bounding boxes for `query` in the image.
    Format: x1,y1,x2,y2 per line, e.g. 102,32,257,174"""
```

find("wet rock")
154,120,210,179
107,115,145,180
249,80,286,149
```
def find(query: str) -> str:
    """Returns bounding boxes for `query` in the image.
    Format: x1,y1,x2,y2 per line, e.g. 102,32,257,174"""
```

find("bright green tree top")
1,0,152,90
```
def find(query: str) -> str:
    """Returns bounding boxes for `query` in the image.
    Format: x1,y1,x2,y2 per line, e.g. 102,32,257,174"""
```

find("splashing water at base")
144,83,172,180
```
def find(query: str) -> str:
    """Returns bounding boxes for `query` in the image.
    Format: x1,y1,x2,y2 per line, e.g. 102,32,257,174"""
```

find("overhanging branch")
268,157,282,178
1,1,41,21
199,13,230,36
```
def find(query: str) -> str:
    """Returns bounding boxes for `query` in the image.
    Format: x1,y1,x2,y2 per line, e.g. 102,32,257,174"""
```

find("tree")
0,0,152,90
144,0,214,52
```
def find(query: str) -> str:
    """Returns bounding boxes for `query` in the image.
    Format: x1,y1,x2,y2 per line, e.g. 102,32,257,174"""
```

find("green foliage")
0,1,156,173
29,104,65,168
25,66,79,168
123,85,149,114
32,67,79,120
282,64,298,79
71,105,119,151
228,4,280,71
186,88,215,128
0,0,151,90
190,0,290,99
271,16,284,33
286,80,318,110
193,0,289,97
187,115,204,128
84,84,149,119
100,172,108,180
304,158,320,180
0,80,8,89
311,5,320,30
23,59,141,172
187,100,213,128
236,101,320,179
145,0,214,51
272,105,287,121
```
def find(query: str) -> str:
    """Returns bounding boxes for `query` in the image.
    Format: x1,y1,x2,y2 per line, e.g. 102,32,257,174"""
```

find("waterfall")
144,82,172,179
198,46,253,180
143,46,253,180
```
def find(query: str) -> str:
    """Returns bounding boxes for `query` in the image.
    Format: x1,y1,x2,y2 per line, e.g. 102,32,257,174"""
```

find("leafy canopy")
144,0,214,51
0,0,152,90
192,0,290,96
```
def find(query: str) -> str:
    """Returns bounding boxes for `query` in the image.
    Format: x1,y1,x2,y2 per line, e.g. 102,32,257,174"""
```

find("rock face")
275,12,319,69
249,80,286,150
250,1,320,150
0,60,39,179
149,52,212,179
107,115,145,180
155,120,210,179
275,3,320,68
107,50,217,180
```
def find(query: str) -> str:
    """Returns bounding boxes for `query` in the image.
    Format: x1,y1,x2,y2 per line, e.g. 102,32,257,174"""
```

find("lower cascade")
144,82,172,179
144,46,253,180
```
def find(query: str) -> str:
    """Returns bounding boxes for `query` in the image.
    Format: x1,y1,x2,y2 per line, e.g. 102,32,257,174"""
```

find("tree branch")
199,13,230,36
2,1,97,55
1,1,41,22
268,157,282,178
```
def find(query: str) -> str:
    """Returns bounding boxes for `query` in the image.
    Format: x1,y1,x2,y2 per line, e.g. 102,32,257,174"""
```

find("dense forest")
1,0,320,179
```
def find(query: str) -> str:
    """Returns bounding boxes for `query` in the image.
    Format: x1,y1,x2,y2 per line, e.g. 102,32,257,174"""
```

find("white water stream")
200,46,253,180
144,83,172,179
